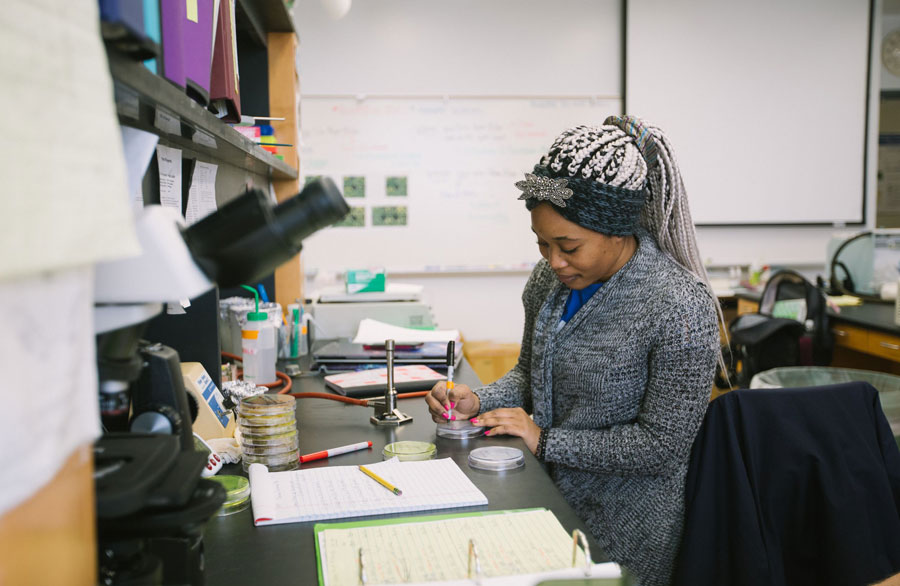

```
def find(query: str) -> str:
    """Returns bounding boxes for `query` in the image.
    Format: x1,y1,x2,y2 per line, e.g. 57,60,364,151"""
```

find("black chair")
717,270,833,388
674,383,900,586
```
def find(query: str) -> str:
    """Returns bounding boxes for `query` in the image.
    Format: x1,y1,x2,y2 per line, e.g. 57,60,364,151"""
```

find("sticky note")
186,0,198,23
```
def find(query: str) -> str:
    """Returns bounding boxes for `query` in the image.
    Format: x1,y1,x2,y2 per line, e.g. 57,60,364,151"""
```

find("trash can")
751,366,900,447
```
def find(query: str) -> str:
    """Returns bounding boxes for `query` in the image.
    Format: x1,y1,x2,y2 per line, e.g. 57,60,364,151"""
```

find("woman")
425,116,721,586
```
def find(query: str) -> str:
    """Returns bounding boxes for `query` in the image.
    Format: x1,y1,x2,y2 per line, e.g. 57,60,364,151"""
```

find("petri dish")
242,448,300,466
468,446,525,471
239,421,297,439
241,436,300,456
238,394,296,416
383,441,436,461
242,457,299,473
209,475,251,516
239,427,298,447
436,419,485,439
238,410,296,428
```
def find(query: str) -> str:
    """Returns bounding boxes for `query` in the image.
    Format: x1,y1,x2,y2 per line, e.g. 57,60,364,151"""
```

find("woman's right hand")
425,382,480,423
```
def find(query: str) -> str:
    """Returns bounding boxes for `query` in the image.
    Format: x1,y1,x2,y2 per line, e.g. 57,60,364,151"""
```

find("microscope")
92,179,348,585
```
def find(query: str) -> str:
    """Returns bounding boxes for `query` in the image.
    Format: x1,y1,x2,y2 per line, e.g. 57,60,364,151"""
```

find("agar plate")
209,475,251,516
239,427,298,446
468,446,525,471
239,421,297,439
242,457,299,473
436,419,485,439
238,394,295,416
240,436,299,456
383,441,436,461
237,410,296,427
243,448,300,466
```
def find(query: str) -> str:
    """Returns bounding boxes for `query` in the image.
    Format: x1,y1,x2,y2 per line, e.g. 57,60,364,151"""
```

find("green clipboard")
314,507,592,586
313,507,600,586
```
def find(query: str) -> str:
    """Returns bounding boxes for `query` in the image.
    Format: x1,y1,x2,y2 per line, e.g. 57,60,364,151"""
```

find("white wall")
295,0,622,97
294,0,879,343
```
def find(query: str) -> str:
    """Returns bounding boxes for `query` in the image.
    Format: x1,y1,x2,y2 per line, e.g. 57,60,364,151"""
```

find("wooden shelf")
108,53,297,181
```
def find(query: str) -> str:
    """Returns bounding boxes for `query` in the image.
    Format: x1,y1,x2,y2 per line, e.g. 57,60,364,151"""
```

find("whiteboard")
299,97,621,272
626,0,870,225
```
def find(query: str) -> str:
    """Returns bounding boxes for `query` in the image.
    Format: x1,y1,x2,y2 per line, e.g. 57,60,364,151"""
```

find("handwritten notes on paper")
156,144,182,214
317,509,588,585
249,457,487,526
186,161,218,224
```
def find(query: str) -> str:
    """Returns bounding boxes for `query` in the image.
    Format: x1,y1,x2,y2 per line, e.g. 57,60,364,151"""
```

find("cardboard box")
464,341,521,385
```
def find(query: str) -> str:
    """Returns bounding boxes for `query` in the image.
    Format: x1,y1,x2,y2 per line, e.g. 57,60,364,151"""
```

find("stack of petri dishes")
238,394,299,472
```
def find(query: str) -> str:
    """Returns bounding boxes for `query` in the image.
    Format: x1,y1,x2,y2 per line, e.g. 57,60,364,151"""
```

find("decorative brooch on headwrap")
515,173,574,208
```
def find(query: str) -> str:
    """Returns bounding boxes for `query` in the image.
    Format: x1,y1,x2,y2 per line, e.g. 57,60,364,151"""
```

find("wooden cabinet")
867,330,900,361
831,322,870,354
737,297,759,315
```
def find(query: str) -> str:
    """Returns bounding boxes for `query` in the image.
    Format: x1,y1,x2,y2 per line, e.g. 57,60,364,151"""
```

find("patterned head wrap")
516,117,656,236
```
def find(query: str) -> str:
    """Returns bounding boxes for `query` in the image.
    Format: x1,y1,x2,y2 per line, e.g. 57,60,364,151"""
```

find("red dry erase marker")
300,441,373,463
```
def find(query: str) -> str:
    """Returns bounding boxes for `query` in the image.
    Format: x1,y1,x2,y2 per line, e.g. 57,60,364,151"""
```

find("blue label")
208,396,231,428
202,379,216,400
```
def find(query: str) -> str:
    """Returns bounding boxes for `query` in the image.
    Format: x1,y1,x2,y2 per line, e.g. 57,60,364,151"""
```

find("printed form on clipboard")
248,457,487,526
315,508,623,586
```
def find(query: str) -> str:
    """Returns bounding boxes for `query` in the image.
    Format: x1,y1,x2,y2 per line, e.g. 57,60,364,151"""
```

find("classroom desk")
734,290,900,371
201,358,606,585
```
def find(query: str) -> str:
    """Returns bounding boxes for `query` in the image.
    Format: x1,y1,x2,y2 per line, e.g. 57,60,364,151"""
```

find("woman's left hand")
471,408,542,454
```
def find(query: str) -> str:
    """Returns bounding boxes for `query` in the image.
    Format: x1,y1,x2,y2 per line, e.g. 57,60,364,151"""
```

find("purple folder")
160,0,214,105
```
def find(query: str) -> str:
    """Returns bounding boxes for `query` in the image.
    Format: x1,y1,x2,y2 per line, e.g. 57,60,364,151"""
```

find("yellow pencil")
359,465,402,496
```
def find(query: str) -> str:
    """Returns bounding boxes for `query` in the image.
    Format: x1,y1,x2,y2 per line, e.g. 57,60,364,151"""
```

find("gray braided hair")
605,115,728,376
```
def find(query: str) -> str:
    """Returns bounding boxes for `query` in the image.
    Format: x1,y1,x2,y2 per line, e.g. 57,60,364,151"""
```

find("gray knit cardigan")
474,229,719,586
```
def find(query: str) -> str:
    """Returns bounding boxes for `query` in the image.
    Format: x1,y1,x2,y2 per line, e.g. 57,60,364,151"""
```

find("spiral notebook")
249,457,488,527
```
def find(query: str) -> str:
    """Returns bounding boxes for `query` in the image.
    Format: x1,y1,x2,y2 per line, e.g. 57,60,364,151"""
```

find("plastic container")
242,313,276,385
750,366,900,443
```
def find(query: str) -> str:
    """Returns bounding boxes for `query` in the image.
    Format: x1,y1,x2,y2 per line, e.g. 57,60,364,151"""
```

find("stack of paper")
317,283,424,303
353,318,460,345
